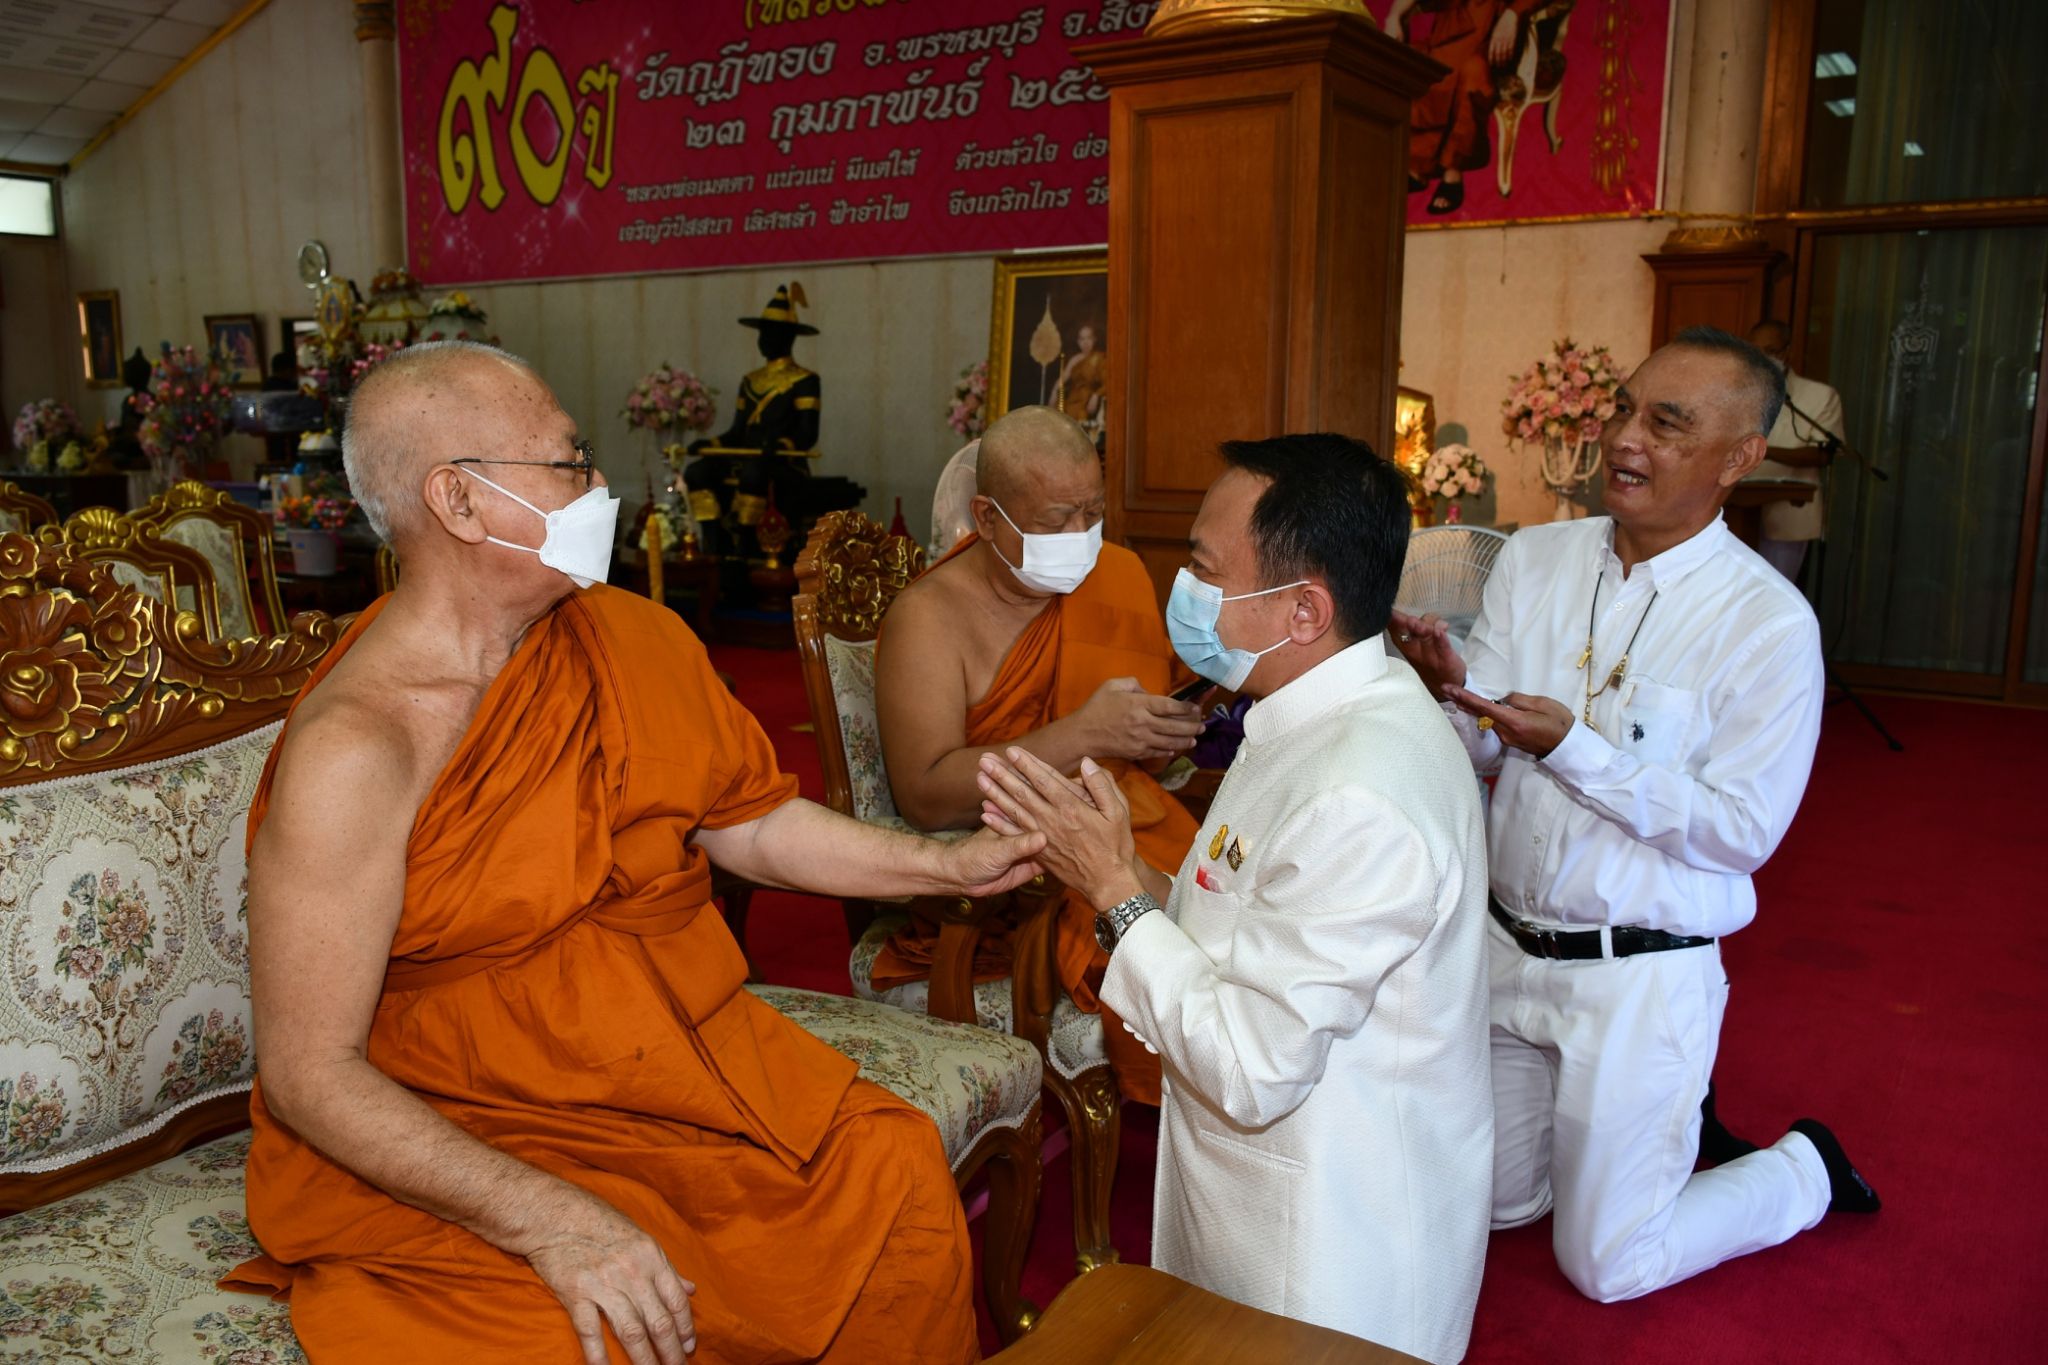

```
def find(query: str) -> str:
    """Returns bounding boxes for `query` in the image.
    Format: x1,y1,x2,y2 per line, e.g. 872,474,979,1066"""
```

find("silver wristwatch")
1093,892,1161,954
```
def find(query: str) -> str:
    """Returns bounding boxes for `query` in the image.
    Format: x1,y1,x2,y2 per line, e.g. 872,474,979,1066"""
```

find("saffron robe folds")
224,589,976,1364
871,539,1199,1105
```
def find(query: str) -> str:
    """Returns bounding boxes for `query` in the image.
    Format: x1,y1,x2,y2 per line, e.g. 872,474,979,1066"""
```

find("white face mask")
458,467,620,589
987,497,1103,595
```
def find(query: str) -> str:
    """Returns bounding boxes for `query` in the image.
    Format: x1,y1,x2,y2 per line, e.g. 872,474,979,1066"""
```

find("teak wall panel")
1125,94,1295,518
1085,17,1441,604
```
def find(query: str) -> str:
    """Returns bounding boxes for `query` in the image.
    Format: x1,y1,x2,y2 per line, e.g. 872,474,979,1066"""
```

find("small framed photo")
987,251,1109,449
77,290,122,388
281,316,320,375
204,313,265,388
1394,386,1437,476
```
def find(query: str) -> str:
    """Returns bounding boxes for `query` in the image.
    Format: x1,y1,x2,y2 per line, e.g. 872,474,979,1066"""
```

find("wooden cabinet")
1081,16,1440,602
1641,245,1786,350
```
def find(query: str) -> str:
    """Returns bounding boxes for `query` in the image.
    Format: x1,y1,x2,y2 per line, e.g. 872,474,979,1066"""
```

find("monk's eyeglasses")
450,439,598,490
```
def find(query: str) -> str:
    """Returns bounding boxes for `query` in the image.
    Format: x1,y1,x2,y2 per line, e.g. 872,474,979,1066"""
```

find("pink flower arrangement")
623,364,718,435
349,340,409,383
130,345,233,464
272,494,357,531
12,398,77,453
1421,443,1490,502
1501,339,1622,448
947,361,989,441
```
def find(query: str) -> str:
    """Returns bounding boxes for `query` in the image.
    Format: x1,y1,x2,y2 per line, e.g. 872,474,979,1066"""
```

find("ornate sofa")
0,536,1047,1357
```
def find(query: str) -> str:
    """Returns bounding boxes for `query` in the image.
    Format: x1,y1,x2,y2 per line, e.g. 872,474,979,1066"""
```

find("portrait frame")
77,291,123,389
987,251,1110,447
1394,385,1437,479
204,313,265,389
281,316,320,375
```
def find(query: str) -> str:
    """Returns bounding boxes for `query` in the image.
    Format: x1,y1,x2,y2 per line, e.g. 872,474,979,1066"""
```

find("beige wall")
44,0,1723,540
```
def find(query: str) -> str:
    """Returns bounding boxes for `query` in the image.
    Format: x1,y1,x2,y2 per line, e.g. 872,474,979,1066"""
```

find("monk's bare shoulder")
885,554,974,642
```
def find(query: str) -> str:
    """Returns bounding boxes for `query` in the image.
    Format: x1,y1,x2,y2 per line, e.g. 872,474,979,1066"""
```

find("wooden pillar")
354,1,405,272
1080,14,1441,601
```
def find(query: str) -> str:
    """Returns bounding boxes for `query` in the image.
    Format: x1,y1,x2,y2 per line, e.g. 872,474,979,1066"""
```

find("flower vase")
1446,501,1463,524
286,528,339,576
1540,438,1601,522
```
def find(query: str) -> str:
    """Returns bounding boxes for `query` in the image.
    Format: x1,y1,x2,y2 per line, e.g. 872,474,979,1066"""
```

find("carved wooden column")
1641,0,1780,347
1080,11,1441,600
354,0,405,271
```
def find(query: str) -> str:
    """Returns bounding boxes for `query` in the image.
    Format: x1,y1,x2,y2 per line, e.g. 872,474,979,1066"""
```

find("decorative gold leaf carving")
793,510,925,642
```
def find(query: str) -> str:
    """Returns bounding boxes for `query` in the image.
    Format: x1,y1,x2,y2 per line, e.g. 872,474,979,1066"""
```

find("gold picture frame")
204,313,265,389
987,252,1109,448
77,291,122,388
1393,385,1436,478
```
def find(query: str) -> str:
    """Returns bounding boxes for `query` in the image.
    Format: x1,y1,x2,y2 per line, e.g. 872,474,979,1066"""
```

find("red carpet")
711,642,2048,1362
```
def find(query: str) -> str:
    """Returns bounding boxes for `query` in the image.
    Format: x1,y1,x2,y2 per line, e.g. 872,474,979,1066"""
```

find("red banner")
1368,0,1672,227
397,1,1156,285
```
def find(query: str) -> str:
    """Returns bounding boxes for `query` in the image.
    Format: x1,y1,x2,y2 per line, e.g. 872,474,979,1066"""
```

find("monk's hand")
1389,609,1467,703
1444,686,1573,759
978,749,1143,909
525,1186,697,1365
940,823,1048,898
1489,8,1519,64
1076,676,1205,765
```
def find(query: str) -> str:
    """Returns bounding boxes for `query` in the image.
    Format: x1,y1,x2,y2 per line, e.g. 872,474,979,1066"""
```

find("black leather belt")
1489,899,1714,961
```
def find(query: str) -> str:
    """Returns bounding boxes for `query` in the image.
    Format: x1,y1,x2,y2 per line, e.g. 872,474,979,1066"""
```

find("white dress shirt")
1103,639,1492,1364
1450,516,1824,939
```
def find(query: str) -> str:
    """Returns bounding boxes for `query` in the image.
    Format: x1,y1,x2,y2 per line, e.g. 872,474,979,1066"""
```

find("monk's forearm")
266,1053,585,1258
697,797,975,898
898,714,1104,831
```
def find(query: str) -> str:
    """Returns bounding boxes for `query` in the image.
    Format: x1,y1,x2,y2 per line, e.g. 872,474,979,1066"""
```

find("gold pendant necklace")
1579,573,1658,729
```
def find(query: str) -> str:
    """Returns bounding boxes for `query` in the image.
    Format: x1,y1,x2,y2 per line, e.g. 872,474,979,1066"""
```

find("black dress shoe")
1698,1081,1761,1166
1790,1118,1881,1213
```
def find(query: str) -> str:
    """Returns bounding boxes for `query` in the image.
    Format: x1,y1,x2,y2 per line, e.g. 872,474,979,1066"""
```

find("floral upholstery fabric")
0,725,277,1173
848,917,1109,1083
821,635,899,825
159,521,255,641
0,511,22,535
0,1129,303,1364
746,985,1039,1172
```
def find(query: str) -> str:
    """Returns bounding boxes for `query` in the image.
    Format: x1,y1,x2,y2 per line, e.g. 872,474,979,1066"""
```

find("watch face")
1094,912,1118,954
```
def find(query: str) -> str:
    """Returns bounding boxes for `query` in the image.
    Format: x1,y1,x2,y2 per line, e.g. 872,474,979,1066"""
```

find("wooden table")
1724,479,1815,549
988,1264,1427,1365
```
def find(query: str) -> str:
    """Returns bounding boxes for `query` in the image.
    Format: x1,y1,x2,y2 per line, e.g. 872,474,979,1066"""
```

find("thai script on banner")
399,0,1153,284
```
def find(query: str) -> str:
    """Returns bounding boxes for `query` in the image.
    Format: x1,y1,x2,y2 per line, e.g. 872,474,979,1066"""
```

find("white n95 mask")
988,498,1102,595
458,467,620,589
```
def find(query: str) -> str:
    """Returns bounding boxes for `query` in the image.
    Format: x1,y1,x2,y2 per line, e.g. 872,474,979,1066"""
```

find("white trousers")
1487,920,1831,1301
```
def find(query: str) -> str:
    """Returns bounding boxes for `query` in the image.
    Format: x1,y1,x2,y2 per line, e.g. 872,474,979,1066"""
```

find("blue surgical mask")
1165,567,1307,690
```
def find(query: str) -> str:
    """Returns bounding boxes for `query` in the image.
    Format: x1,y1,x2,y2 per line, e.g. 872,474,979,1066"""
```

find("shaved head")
976,405,1098,508
343,340,540,544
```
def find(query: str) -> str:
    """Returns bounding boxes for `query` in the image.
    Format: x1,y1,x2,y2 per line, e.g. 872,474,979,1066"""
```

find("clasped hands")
1389,610,1574,759
976,748,1146,910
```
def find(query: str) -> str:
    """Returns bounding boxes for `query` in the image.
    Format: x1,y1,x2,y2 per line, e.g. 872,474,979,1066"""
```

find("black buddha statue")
683,283,820,533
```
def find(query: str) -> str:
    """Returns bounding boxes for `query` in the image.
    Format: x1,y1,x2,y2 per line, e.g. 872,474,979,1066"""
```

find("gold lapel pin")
1226,837,1245,872
1208,824,1229,861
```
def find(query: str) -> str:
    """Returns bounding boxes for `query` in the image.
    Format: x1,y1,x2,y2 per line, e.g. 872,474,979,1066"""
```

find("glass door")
1801,224,2048,693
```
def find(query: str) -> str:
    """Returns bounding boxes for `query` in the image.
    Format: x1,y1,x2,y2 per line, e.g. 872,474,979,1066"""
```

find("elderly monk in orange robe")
1387,0,1548,215
873,406,1204,1104
224,341,1046,1365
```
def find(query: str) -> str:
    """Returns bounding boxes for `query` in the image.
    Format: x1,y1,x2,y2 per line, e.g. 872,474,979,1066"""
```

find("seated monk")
225,341,1046,1365
872,405,1204,1104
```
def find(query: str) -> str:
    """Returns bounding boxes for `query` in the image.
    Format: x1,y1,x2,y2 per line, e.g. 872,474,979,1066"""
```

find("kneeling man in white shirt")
1394,326,1880,1307
977,434,1492,1364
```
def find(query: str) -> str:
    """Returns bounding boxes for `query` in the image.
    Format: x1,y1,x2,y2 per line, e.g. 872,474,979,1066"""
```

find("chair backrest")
38,508,224,642
0,481,58,535
791,510,926,822
375,542,400,595
132,480,287,638
0,532,343,1208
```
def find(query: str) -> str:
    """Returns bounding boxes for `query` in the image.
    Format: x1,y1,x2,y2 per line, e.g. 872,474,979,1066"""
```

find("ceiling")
0,0,242,169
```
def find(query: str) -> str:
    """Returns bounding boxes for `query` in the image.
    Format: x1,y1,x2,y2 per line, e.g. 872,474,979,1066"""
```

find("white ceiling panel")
36,103,105,137
0,64,85,101
10,130,88,163
0,96,44,131
0,28,116,79
96,46,175,85
80,0,175,14
130,14,207,57
0,2,154,44
165,0,237,26
66,76,145,112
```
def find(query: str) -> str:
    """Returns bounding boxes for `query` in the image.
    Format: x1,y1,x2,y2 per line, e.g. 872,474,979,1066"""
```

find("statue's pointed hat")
738,282,818,336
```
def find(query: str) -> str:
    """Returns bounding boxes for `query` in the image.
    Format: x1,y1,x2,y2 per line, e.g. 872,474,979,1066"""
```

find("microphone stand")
1778,396,1903,751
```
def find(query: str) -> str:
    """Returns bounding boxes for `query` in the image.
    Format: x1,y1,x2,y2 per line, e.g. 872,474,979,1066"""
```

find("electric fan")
1392,526,1510,647
927,438,980,558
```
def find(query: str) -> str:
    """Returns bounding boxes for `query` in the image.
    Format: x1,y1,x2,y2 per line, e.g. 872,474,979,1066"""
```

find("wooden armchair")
36,507,224,641
133,479,288,638
793,509,1124,1274
0,479,58,534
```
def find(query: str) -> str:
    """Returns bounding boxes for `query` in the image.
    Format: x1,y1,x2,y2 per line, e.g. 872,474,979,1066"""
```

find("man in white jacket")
976,434,1493,1364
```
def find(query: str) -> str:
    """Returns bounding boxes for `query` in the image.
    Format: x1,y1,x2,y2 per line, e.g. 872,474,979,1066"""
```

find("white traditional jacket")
1101,639,1493,1365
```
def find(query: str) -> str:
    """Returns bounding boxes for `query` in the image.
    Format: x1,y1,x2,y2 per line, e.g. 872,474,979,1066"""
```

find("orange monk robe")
870,536,1199,1106
222,589,976,1365
1403,0,1546,179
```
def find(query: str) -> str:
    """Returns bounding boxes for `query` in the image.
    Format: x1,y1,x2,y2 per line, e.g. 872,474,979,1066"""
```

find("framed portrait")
204,313,265,388
1394,385,1437,477
987,252,1109,450
77,291,122,388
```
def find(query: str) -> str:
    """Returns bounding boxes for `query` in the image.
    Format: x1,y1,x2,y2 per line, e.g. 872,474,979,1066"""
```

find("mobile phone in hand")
1168,677,1214,705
